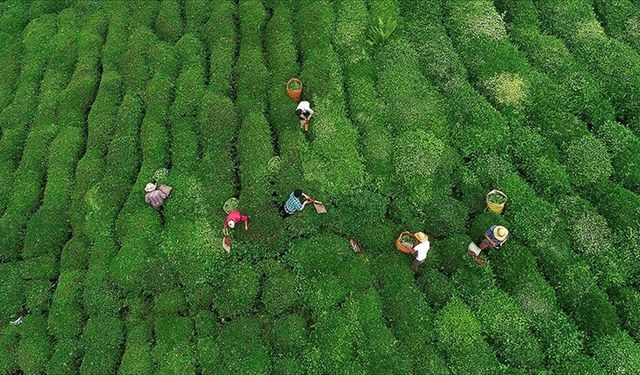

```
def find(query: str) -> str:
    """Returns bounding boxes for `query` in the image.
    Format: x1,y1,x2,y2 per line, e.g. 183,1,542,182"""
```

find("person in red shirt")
223,210,249,236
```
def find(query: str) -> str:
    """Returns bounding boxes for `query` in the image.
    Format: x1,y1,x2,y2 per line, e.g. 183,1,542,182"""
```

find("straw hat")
493,226,509,241
228,220,236,229
145,183,157,193
415,232,429,243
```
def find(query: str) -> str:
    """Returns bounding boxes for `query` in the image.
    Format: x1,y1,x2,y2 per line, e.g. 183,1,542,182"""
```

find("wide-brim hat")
145,183,157,192
415,232,429,243
493,226,509,241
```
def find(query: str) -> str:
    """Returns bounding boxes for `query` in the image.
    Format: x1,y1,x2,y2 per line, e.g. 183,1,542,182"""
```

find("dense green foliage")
1,0,639,373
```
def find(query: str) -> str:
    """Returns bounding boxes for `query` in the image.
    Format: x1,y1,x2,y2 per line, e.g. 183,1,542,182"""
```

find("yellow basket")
486,189,507,214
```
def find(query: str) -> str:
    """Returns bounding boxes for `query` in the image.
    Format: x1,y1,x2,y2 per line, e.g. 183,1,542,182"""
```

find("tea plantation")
1,0,640,374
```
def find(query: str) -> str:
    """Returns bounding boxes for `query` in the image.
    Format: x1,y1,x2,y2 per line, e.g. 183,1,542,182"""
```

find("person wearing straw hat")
468,225,509,265
295,100,314,132
411,232,430,273
144,182,172,210
223,210,250,236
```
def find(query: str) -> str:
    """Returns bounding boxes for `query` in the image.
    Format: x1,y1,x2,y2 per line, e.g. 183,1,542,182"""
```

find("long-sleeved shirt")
145,185,172,209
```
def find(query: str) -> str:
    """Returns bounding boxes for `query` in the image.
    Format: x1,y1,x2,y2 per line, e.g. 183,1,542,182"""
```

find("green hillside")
0,0,639,374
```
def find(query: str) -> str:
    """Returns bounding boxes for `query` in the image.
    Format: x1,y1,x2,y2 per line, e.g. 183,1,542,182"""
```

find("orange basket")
286,78,302,102
395,231,417,254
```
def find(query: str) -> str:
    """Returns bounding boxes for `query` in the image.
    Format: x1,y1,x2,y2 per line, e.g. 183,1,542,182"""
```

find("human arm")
496,237,508,249
242,216,249,231
222,220,229,236
158,185,172,196
301,193,313,207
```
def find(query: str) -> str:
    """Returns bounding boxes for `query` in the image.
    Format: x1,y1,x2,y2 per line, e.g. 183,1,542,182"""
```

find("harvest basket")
223,197,239,214
486,189,507,214
395,231,417,254
286,78,302,102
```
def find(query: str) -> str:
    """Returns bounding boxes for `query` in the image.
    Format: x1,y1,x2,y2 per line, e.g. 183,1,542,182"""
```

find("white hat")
145,183,157,192
228,220,235,229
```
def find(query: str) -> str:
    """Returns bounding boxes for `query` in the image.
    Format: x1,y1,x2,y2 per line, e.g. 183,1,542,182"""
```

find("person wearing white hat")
144,182,172,210
468,225,509,265
223,210,249,236
411,232,430,273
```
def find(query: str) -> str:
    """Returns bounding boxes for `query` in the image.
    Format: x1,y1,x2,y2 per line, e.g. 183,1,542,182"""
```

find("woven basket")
286,78,302,102
486,189,507,214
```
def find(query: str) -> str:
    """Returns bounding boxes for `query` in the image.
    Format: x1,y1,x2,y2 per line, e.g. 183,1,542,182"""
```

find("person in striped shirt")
468,225,509,265
280,189,312,217
144,182,172,210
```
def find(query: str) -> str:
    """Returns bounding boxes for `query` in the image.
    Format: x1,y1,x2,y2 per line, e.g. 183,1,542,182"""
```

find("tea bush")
297,0,365,199
269,313,307,355
401,0,509,159
196,336,221,375
416,268,456,310
79,316,124,374
0,0,30,36
118,324,154,375
468,287,544,368
48,270,83,339
593,0,640,53
534,0,640,130
197,93,236,214
212,262,259,318
262,261,300,316
264,3,307,196
69,70,124,228
565,135,613,189
495,0,640,195
590,181,640,229
0,325,19,374
16,313,51,374
184,0,211,39
591,331,640,374
552,355,605,375
560,195,632,287
374,37,447,138
0,15,57,256
0,31,22,112
217,317,270,374
204,0,235,97
46,338,80,375
372,257,442,372
0,262,23,321
154,0,182,44
2,1,639,372
152,317,196,374
608,286,640,342
334,0,393,190
435,297,502,374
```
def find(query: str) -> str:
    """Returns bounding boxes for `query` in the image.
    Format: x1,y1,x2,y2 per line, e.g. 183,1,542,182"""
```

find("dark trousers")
280,204,292,218
411,259,424,273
